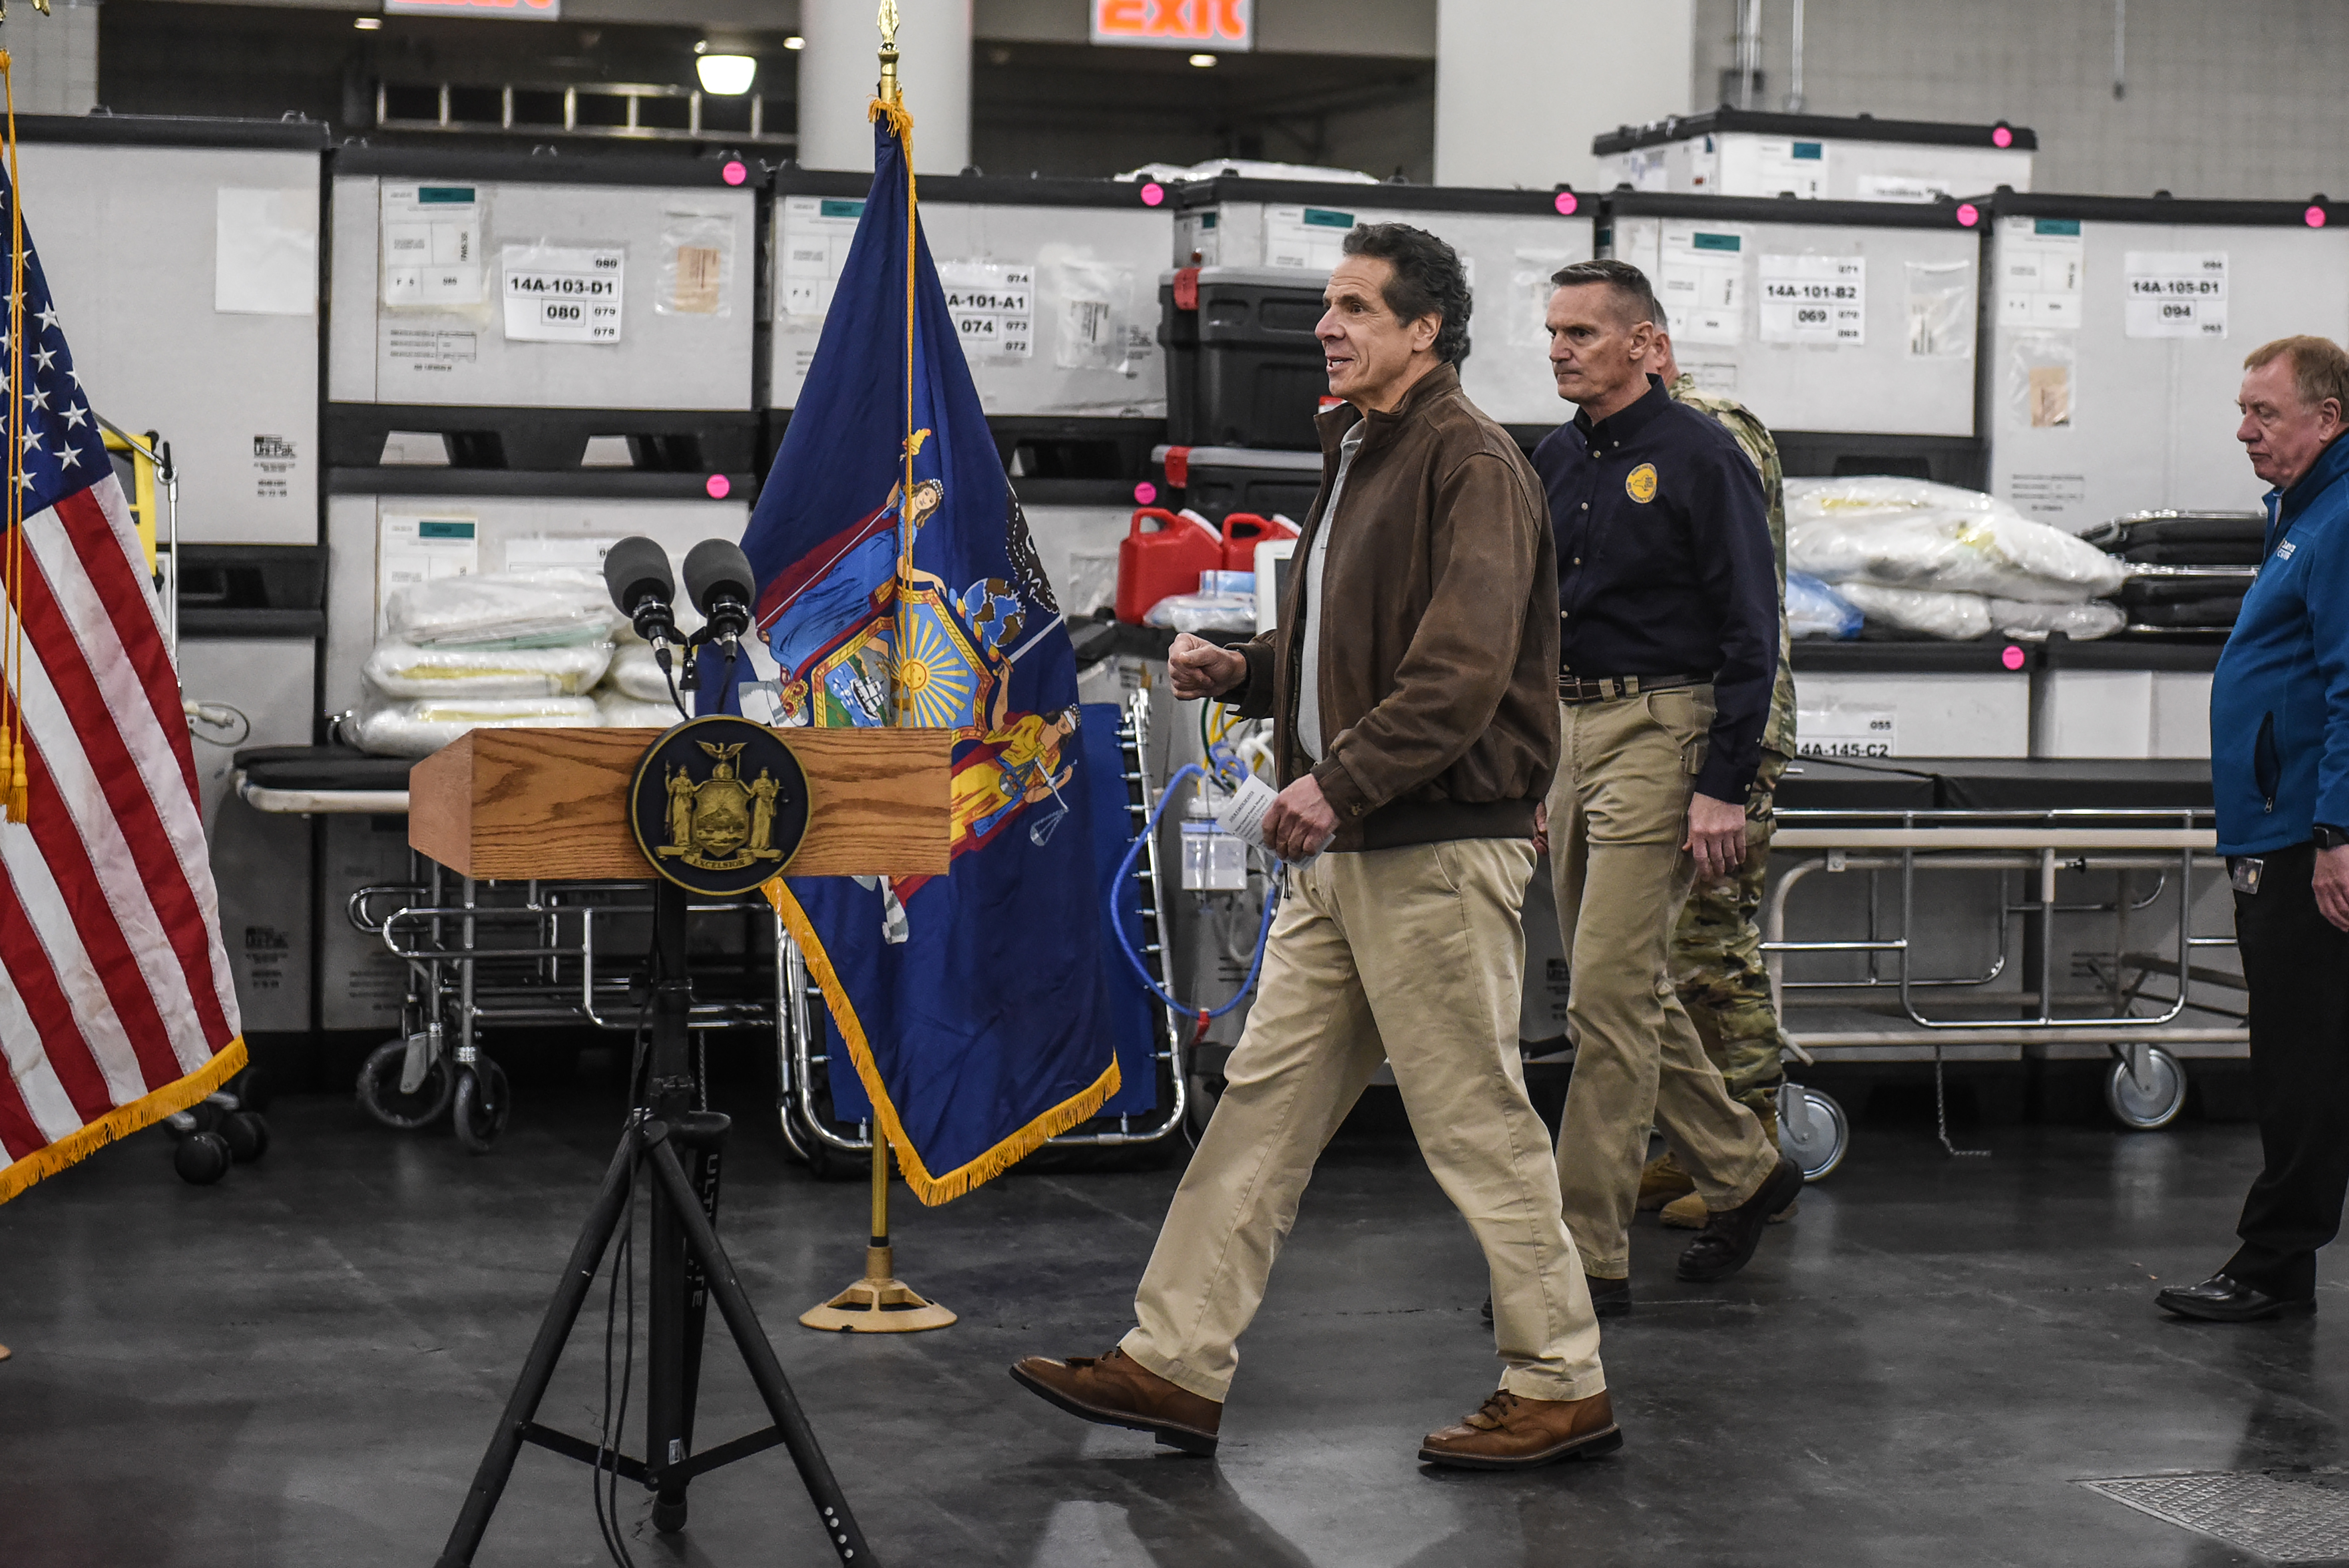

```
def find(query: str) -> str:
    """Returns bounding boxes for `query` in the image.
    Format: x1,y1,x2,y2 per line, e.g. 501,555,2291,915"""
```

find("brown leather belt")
1556,672,1705,704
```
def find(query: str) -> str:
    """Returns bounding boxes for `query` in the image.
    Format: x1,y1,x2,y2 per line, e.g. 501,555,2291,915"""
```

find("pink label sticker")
1954,202,1981,228
2309,205,2330,228
1134,480,1158,505
1553,191,1579,216
2001,644,2025,671
706,474,732,499
1991,125,2014,149
1140,181,1166,207
721,160,748,187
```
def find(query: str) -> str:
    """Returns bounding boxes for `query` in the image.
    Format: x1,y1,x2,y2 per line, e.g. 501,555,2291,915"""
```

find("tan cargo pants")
1122,837,1606,1405
1549,686,1780,1279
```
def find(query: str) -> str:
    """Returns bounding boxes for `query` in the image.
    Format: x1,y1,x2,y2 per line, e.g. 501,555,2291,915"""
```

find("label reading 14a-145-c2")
502,244,625,344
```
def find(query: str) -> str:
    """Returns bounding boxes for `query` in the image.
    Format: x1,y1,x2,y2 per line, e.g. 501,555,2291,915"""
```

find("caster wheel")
652,1497,689,1534
174,1130,232,1185
452,1059,511,1153
2106,1045,2187,1130
226,1064,273,1114
357,1038,454,1131
220,1110,270,1164
1777,1084,1848,1181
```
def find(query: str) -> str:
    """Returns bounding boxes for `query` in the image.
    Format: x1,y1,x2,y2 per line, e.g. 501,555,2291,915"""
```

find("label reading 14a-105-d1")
502,244,625,344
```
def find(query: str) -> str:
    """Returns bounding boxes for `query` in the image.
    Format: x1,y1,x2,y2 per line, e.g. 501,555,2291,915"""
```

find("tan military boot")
1660,1106,1799,1229
1637,1151,1695,1211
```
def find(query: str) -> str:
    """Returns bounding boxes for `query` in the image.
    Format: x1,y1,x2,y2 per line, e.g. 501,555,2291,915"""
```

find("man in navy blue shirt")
2162,335,2349,1323
1531,260,1801,1307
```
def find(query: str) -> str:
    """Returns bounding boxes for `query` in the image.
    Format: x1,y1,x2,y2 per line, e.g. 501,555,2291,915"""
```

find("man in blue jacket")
2162,335,2349,1323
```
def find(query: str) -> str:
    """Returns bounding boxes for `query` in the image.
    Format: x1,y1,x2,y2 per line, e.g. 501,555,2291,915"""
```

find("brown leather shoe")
1419,1387,1621,1470
1010,1345,1221,1455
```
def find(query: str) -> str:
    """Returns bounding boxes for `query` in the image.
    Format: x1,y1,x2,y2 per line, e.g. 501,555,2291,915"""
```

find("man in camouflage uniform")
1637,312,1801,1229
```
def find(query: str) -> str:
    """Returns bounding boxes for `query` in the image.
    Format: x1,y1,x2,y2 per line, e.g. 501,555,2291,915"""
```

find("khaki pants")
1122,838,1605,1405
1550,687,1778,1279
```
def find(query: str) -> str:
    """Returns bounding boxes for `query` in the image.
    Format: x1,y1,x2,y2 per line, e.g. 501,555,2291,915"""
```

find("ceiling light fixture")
696,53,757,95
783,35,806,51
1188,52,1216,67
354,14,383,28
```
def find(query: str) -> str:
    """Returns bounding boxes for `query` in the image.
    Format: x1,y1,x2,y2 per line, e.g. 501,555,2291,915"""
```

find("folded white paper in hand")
1214,771,1334,865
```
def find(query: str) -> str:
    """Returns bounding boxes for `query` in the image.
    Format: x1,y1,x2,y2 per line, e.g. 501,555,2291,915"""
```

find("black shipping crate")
1161,267,1330,450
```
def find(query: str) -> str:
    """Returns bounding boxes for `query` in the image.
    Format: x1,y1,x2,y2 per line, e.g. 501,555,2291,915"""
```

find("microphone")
603,536,679,670
683,538,756,655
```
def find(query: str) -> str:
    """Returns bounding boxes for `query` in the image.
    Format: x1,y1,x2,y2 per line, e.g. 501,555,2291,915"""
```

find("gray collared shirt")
1295,423,1366,762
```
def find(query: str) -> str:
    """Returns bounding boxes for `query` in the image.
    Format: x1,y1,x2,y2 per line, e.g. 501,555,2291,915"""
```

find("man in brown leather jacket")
1013,224,1617,1472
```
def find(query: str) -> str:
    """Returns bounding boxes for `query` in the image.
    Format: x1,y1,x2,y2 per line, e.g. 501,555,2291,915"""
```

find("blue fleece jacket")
2212,431,2349,855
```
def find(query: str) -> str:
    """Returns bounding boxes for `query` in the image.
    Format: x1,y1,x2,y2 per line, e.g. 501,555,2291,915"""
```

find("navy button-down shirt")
1531,375,1779,800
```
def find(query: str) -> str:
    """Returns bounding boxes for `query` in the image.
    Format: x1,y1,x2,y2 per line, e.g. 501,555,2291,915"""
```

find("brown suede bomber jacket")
1231,362,1560,853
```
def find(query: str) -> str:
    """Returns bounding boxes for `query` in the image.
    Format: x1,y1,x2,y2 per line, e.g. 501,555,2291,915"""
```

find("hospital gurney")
236,743,781,1151
1763,757,2236,1166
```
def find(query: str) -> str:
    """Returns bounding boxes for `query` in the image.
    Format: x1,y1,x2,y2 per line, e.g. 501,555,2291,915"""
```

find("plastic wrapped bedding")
382,570,623,648
352,696,601,758
1787,571,1863,639
604,641,677,702
1832,582,1993,641
595,688,683,728
1988,598,2126,640
363,638,612,698
1786,477,2126,604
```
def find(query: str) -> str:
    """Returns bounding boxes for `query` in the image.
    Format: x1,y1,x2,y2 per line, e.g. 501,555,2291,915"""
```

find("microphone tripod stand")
435,878,875,1567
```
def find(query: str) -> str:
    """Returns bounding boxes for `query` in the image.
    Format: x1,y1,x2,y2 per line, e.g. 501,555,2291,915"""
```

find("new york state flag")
747,108,1119,1203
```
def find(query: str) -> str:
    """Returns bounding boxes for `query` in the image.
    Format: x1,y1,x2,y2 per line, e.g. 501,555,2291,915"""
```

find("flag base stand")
801,1137,955,1333
434,882,873,1567
800,1245,958,1333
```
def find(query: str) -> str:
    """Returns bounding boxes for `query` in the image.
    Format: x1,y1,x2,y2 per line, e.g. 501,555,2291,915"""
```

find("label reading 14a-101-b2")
502,244,625,344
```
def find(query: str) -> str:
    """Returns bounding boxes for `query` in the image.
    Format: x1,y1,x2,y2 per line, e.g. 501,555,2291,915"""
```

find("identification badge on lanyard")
2229,856,2265,895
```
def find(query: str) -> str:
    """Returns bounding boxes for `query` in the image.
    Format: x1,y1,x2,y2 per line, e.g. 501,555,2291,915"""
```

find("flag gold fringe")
766,879,1118,1206
0,1036,248,1205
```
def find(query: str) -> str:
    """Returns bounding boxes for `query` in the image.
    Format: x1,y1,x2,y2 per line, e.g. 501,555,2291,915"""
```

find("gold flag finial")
876,0,901,106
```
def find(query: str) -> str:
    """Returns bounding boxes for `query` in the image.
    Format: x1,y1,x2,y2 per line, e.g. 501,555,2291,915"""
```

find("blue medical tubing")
1109,759,1282,1033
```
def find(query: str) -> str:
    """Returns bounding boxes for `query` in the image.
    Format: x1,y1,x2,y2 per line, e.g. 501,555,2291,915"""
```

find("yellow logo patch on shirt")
1625,462,1658,503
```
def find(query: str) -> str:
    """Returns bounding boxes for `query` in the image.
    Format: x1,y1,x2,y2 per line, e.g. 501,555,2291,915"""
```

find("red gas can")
1117,507,1224,624
1219,512,1300,572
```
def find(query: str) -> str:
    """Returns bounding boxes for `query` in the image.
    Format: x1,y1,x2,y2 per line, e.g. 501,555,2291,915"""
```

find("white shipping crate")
1984,194,2349,530
1594,110,2033,203
17,118,329,545
330,150,756,412
770,172,1173,418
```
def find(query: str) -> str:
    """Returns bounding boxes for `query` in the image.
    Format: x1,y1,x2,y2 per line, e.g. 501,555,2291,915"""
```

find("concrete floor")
0,1070,2340,1568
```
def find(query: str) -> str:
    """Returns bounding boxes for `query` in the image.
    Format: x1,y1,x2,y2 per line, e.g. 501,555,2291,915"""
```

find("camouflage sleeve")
1683,396,1797,762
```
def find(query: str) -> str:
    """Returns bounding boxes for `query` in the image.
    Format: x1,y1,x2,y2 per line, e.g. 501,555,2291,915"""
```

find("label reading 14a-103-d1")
502,244,625,343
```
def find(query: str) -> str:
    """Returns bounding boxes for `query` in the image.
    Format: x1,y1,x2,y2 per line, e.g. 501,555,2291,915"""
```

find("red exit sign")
1091,0,1251,50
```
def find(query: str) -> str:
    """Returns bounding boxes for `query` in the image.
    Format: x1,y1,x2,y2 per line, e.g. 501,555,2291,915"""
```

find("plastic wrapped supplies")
1989,598,2126,640
1786,476,2126,605
351,696,601,759
383,569,624,648
1832,583,1994,642
1143,591,1258,634
595,689,683,728
604,641,677,702
363,638,612,699
1787,571,1863,640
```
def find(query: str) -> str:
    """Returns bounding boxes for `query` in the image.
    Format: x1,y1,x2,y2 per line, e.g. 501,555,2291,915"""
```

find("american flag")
0,158,243,1202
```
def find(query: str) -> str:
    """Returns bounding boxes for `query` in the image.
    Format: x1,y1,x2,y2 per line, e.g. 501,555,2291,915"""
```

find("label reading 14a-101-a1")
502,244,625,344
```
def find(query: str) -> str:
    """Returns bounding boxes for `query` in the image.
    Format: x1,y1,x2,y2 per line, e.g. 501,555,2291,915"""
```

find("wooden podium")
422,724,951,1568
408,725,954,881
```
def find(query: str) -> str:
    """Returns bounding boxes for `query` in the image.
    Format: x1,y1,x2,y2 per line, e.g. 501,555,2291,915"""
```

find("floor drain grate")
2080,1472,2349,1562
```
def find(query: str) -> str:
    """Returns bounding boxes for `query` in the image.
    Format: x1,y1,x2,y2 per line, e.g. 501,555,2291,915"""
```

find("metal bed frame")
1763,804,2234,1157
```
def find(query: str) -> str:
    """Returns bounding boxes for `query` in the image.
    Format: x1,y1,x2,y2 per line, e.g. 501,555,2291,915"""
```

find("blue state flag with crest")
748,105,1120,1203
